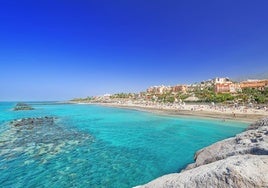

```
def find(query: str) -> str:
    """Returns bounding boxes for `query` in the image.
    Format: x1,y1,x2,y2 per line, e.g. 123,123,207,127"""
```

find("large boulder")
136,117,268,188
247,117,268,130
185,125,268,170
136,155,268,188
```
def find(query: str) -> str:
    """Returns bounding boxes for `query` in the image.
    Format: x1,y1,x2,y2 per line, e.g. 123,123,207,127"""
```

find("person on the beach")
232,112,236,117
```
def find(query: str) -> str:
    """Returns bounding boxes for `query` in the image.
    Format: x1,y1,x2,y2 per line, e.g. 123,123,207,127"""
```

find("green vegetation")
149,87,268,104
176,92,190,100
197,92,234,103
211,93,235,103
195,88,268,104
237,88,268,104
150,92,190,103
158,95,175,103
71,96,93,102
110,93,135,99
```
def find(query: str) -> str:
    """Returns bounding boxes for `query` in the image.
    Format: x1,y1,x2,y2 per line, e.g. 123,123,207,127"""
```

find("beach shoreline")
71,102,268,123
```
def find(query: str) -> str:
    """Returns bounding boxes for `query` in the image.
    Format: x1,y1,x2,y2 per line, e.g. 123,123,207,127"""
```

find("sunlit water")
0,102,248,187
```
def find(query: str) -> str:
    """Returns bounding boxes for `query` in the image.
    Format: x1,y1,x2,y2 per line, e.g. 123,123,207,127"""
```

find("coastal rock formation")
13,102,34,111
136,118,268,188
0,117,93,163
185,123,268,170
247,117,268,130
136,155,268,188
10,116,55,127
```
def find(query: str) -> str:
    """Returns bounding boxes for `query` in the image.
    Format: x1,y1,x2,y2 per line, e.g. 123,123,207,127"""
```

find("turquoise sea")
0,102,248,187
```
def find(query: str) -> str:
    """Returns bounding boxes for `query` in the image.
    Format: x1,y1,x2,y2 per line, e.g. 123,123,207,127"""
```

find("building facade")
240,79,268,90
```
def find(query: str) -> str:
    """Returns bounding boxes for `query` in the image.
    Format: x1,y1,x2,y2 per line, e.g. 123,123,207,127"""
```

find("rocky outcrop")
185,123,268,170
136,155,268,188
247,117,268,130
10,116,55,127
136,118,268,188
13,102,34,111
0,117,93,163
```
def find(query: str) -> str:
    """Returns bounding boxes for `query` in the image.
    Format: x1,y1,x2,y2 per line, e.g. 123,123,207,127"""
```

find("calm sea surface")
0,102,247,187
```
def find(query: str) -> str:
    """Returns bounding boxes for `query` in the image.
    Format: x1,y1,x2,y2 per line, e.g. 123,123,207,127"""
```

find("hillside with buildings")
72,78,268,105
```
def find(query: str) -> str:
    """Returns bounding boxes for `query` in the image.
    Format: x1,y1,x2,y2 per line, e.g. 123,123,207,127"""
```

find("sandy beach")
77,102,268,123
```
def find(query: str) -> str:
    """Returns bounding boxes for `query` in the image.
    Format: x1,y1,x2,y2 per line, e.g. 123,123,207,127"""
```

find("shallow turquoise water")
0,102,248,187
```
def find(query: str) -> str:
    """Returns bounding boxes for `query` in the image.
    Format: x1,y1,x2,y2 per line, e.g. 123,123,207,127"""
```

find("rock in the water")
0,117,94,163
185,125,268,170
136,155,268,188
13,103,34,111
10,116,55,127
135,117,268,188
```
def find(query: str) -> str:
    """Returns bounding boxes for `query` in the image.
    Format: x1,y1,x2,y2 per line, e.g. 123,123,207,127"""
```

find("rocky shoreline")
136,118,268,188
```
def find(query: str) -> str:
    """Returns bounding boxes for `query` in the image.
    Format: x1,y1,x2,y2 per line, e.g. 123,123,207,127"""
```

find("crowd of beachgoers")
71,99,268,122
113,101,267,114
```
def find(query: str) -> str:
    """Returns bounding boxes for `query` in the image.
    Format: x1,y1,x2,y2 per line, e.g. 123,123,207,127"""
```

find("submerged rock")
13,103,34,111
136,117,268,188
10,116,55,127
0,117,93,163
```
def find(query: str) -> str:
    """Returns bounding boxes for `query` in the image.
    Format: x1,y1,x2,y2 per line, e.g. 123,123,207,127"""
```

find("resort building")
214,77,231,84
214,77,232,93
145,77,268,96
215,83,242,94
229,83,242,93
215,83,232,93
146,85,172,95
214,77,242,93
171,85,188,93
240,79,268,90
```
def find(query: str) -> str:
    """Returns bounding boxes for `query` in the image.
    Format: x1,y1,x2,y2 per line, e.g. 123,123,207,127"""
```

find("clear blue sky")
1,0,268,101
